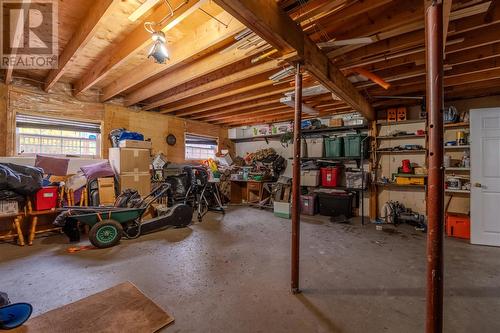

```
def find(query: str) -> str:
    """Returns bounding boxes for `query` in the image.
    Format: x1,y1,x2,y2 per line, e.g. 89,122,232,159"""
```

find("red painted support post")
291,63,302,294
425,1,445,332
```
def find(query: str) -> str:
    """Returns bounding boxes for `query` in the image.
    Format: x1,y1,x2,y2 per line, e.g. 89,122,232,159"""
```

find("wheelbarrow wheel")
89,220,123,249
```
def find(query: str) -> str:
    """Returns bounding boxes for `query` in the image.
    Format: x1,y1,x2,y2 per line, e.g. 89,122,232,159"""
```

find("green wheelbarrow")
65,184,193,248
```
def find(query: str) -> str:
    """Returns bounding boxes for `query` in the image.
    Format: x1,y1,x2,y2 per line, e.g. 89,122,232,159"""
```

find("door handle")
474,182,482,188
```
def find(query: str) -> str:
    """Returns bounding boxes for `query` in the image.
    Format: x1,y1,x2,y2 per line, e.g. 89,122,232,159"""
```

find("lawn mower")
60,183,193,248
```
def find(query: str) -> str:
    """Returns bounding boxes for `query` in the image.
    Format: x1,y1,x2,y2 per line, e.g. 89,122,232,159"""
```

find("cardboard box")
274,201,291,219
0,201,19,216
300,170,320,186
119,173,151,197
119,140,152,149
109,148,151,174
329,118,343,127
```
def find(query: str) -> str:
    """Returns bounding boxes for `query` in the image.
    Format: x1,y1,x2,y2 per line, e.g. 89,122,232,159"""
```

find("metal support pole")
425,1,444,332
291,63,302,294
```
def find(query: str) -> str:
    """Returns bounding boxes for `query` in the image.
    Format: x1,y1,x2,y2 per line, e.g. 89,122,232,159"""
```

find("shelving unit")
444,122,471,215
230,124,368,143
445,189,470,194
376,134,426,140
444,145,470,150
445,167,470,172
375,149,427,154
370,118,428,220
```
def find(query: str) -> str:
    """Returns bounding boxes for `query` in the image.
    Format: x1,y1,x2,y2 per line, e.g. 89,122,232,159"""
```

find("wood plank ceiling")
2,0,500,127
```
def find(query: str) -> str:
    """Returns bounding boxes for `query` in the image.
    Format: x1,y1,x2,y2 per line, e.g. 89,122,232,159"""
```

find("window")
185,133,218,160
16,114,101,158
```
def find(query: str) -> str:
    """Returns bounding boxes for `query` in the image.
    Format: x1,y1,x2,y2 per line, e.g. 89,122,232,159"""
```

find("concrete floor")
1,207,500,333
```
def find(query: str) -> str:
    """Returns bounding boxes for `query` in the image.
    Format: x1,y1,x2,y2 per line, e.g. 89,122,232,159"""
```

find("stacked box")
109,148,151,197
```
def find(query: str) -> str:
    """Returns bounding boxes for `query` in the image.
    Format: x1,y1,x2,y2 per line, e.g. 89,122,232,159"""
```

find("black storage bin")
317,192,353,217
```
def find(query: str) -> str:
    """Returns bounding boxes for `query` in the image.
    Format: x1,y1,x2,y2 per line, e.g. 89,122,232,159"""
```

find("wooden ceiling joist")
213,0,374,120
44,0,118,92
167,81,291,116
126,43,275,106
155,72,279,113
73,0,207,96
190,95,285,120
99,11,245,101
141,58,279,110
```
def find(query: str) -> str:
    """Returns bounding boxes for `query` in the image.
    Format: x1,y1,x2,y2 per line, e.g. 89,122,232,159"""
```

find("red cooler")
34,186,59,211
321,167,341,187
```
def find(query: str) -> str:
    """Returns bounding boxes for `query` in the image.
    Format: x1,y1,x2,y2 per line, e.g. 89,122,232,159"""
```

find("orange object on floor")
446,213,470,239
67,245,94,253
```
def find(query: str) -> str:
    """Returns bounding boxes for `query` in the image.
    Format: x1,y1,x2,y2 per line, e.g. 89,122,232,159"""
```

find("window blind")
16,114,101,134
185,134,218,146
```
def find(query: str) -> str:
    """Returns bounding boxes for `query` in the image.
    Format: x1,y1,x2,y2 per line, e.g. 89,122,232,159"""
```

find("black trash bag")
0,190,25,203
0,163,43,195
114,189,143,208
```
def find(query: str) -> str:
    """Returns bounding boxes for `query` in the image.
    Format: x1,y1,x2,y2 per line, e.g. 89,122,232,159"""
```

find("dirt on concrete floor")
1,207,499,333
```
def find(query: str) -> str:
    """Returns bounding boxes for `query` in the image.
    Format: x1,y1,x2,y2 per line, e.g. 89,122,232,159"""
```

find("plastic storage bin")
343,134,368,158
274,201,291,219
301,170,320,186
324,137,344,157
300,194,317,215
302,137,324,158
446,213,470,239
34,186,58,211
321,167,341,187
317,192,353,217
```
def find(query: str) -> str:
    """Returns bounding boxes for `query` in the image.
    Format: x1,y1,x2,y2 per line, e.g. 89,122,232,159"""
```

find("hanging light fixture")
147,30,169,63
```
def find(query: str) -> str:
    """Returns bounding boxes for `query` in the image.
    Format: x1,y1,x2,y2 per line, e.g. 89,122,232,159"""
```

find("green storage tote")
324,137,344,157
343,134,368,158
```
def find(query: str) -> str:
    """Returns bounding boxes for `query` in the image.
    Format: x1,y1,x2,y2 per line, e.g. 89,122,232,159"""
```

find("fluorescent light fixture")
318,37,376,48
148,31,169,63
129,0,160,22
280,96,319,116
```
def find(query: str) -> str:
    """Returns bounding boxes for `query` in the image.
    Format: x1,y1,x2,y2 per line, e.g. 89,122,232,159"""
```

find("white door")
471,108,500,246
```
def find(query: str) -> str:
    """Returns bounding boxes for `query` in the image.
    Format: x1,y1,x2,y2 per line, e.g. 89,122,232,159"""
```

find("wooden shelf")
375,182,426,189
444,145,470,150
300,156,364,161
376,119,426,126
376,134,426,140
230,125,368,143
376,149,426,154
445,167,470,172
444,122,469,129
445,189,470,194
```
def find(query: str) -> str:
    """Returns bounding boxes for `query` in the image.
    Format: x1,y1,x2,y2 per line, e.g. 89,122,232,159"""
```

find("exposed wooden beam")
155,72,277,112
44,0,117,91
126,43,274,106
485,0,499,22
307,0,394,41
168,81,291,115
213,0,374,119
192,96,284,120
443,0,453,49
75,0,206,95
140,58,278,109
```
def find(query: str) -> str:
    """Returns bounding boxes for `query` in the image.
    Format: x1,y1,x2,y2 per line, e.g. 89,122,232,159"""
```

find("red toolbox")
34,186,59,211
321,167,341,187
446,213,470,239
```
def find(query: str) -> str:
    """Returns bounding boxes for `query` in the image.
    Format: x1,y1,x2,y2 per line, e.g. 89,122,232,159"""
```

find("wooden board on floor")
13,281,174,333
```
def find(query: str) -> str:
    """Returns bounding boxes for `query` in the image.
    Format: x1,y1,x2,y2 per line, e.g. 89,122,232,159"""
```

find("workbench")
230,180,274,206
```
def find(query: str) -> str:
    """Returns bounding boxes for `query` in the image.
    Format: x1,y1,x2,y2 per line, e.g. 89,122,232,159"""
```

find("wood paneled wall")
0,82,231,163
